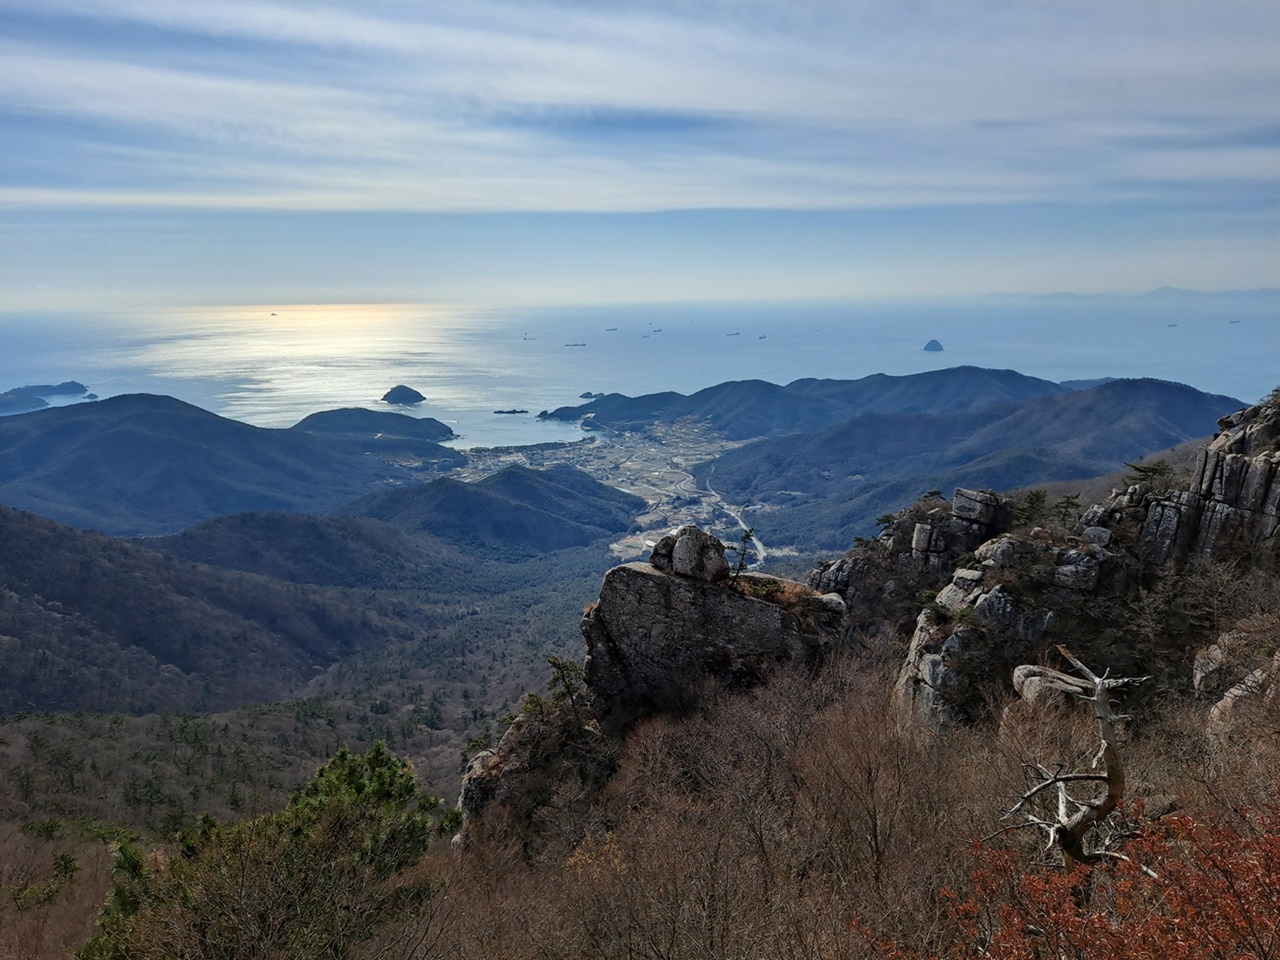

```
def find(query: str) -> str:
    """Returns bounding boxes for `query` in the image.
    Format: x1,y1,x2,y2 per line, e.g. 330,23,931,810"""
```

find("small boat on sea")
726,332,740,337
565,342,587,347
758,334,767,340
606,327,618,331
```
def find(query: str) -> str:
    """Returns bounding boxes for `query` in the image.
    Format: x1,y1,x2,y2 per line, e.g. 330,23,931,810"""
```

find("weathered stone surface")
808,556,854,594
1081,526,1112,546
1208,650,1280,736
649,524,730,582
815,592,847,614
583,562,838,730
893,609,952,725
975,536,1027,566
1193,632,1251,701
1053,553,1100,590
1129,397,1280,571
952,488,1002,523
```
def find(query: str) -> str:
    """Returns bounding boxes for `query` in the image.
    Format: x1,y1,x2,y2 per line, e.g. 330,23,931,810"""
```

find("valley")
452,420,760,560
0,369,1272,960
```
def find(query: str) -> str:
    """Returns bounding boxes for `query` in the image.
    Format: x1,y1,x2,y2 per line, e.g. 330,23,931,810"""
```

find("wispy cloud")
1,0,1277,213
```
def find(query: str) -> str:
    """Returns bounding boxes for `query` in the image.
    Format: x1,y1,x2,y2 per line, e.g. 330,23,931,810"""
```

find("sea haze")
1,292,1274,448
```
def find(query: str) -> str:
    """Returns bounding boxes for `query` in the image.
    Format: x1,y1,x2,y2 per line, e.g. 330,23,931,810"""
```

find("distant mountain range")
694,378,1243,550
540,366,1075,439
0,464,643,715
0,395,465,536
0,369,1249,555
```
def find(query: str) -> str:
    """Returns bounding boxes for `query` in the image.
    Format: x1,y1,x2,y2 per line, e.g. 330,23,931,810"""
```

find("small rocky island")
493,409,529,415
923,339,945,352
381,385,426,405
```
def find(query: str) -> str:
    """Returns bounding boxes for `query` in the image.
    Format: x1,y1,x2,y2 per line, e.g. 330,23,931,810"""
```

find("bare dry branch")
1002,649,1148,868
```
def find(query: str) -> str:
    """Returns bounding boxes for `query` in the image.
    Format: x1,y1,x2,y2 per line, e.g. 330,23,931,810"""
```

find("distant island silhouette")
382,385,426,405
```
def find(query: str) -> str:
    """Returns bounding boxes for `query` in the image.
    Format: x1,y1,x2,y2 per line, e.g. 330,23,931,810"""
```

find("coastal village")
451,420,777,561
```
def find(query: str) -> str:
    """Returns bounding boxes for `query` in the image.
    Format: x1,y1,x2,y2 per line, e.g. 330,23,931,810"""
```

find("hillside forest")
0,372,1275,959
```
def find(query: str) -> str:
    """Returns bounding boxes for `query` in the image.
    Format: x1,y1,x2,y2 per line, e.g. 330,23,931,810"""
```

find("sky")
1,0,1278,310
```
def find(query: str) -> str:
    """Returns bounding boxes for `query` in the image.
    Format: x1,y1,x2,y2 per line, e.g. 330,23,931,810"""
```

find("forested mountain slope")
339,464,645,557
0,395,464,536
696,378,1243,550
540,366,1072,438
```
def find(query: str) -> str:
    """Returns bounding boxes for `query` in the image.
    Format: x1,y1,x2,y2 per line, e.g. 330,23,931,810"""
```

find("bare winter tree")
995,645,1153,872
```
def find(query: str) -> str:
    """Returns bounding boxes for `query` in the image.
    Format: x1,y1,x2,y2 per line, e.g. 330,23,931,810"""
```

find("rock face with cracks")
583,526,842,731
1133,401,1280,571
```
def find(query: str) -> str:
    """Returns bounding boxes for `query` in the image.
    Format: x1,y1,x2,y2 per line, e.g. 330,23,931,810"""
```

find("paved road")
702,465,767,569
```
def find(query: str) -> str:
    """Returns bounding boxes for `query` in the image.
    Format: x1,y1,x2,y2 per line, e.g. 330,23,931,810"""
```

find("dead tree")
994,645,1152,872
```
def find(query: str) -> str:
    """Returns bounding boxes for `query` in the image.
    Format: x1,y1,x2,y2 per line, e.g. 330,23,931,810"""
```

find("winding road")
701,465,767,569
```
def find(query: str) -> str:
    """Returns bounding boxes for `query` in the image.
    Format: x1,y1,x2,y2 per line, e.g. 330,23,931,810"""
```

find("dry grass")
728,573,818,614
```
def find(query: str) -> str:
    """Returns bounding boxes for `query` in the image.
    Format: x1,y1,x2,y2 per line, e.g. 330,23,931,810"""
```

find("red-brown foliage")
861,800,1280,960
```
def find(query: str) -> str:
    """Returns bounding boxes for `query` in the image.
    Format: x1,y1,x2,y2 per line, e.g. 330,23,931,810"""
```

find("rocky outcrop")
458,524,842,851
893,398,1278,729
908,489,1013,571
648,524,730,582
584,527,841,730
893,523,1138,727
1207,649,1280,739
457,708,617,859
1087,397,1280,571
811,489,1013,600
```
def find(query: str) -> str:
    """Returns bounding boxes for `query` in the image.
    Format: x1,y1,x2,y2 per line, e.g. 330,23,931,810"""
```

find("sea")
2,294,1276,450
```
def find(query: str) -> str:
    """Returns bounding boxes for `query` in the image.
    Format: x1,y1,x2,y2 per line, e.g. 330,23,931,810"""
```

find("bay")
1,294,1275,449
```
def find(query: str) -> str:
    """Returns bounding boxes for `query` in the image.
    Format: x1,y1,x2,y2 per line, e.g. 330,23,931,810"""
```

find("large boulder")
583,559,840,731
649,524,731,582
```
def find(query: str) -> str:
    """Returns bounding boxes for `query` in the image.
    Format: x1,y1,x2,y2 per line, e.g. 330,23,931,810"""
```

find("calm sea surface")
2,295,1276,449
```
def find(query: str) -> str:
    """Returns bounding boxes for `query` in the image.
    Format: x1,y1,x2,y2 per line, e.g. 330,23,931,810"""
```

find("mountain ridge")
0,394,465,536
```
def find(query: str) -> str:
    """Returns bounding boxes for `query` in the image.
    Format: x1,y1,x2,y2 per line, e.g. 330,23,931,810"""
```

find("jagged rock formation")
807,489,1015,654
1133,400,1280,570
583,526,842,731
893,530,1101,726
457,708,617,859
894,394,1279,729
